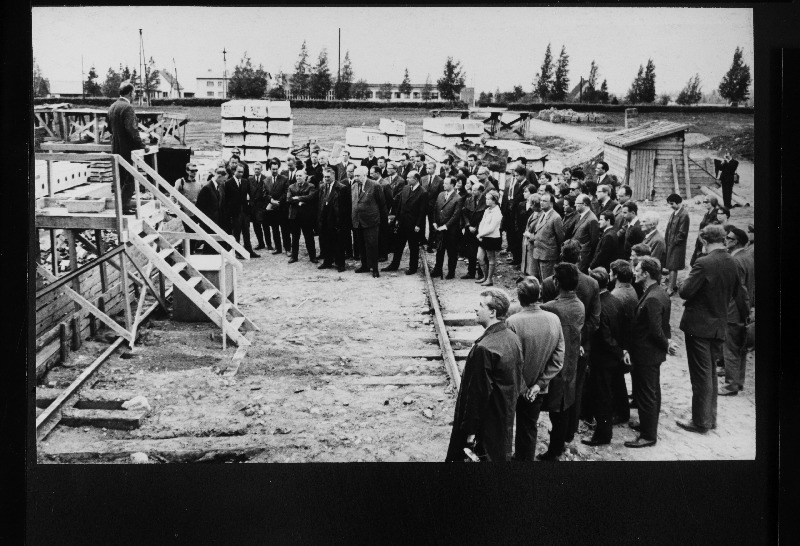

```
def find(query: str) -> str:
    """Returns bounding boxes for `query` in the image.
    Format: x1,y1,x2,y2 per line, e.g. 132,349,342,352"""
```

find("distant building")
196,69,229,98
280,77,473,104
47,80,83,98
156,70,185,99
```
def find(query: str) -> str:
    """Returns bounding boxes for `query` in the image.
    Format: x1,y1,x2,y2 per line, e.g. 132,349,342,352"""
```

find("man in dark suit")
613,185,633,230
360,145,379,173
376,156,389,179
538,263,585,460
624,257,672,448
351,166,386,277
595,184,618,217
502,166,529,267
531,193,564,281
226,152,249,180
594,161,616,199
570,194,600,272
589,211,619,272
641,212,666,266
316,167,351,272
334,149,354,182
398,153,413,180
720,227,754,396
582,268,626,446
664,193,690,296
385,162,406,201
106,81,148,214
286,170,318,264
618,201,644,260
430,177,463,279
382,170,428,275
305,150,323,187
338,163,357,260
676,225,741,434
248,162,272,251
266,160,291,255
224,164,259,258
561,195,578,240
195,166,227,254
421,159,444,252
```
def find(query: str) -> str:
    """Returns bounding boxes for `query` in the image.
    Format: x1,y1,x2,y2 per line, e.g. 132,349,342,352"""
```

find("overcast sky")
32,6,753,97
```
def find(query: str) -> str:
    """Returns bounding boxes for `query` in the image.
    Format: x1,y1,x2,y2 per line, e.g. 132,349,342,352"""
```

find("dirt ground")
37,109,755,463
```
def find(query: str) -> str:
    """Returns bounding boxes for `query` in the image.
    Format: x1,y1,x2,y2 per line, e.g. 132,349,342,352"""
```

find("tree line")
480,45,751,106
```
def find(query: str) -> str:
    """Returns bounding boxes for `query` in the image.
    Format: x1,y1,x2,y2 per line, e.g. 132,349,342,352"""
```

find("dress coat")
521,209,539,275
195,180,224,231
394,184,429,231
679,248,741,340
628,283,672,367
571,210,600,271
351,178,386,229
387,174,407,202
287,180,318,222
106,97,146,163
317,180,350,231
589,226,619,272
247,173,269,222
590,291,626,369
505,304,565,394
267,174,290,216
664,205,690,270
644,228,667,267
532,208,565,262
542,271,601,355
541,292,585,412
434,190,463,234
223,176,251,220
445,322,525,462
421,174,444,213
620,218,644,260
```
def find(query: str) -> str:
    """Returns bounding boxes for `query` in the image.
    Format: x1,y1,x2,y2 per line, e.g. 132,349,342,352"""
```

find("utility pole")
222,47,228,99
579,76,583,103
138,29,144,105
338,28,341,82
81,55,85,100
173,57,180,98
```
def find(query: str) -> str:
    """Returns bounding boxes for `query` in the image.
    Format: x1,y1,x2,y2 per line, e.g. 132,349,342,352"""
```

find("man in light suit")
107,81,149,214
676,225,742,434
430,177,463,279
382,171,428,275
351,166,386,278
531,193,564,281
570,194,600,272
422,159,444,253
641,212,666,266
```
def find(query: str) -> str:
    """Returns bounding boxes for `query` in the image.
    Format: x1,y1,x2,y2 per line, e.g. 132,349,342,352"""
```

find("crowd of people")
173,145,753,462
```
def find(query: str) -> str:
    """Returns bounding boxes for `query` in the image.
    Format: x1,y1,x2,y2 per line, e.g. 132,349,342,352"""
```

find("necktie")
358,182,363,195
538,210,547,228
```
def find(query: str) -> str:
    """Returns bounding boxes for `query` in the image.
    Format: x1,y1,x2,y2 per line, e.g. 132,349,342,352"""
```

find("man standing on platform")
351,166,386,278
676,225,740,434
382,171,427,276
445,288,524,462
224,164,259,258
430,176,463,279
107,81,149,215
286,170,318,264
174,162,203,253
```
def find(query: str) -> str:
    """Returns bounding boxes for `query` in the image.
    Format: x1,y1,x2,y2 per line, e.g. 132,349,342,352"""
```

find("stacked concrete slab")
345,118,410,162
422,118,484,162
220,100,293,164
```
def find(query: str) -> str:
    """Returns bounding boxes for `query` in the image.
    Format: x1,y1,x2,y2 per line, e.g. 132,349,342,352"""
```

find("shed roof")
601,120,690,149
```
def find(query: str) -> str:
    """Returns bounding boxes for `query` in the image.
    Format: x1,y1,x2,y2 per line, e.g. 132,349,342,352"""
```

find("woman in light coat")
521,193,542,276
475,190,503,286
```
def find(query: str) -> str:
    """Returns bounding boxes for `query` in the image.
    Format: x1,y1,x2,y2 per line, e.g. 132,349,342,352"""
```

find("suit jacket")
248,174,269,220
502,178,528,231
195,180,224,230
562,211,578,240
318,180,349,230
377,179,394,220
287,181,318,221
542,271,601,354
267,173,290,214
360,156,378,172
589,227,618,271
664,205,690,270
305,161,323,187
107,97,146,161
679,248,740,340
620,218,644,260
434,190,463,233
644,228,667,266
571,210,600,271
628,283,672,367
590,291,625,369
387,174,407,202
531,208,564,261
421,175,444,211
727,248,754,324
224,176,251,219
400,163,413,180
395,184,429,230
597,198,619,217
541,292,585,412
505,304,565,394
351,178,386,229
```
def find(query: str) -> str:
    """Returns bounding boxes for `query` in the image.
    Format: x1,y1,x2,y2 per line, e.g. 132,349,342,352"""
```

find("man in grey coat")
506,277,565,461
720,226,754,395
107,81,149,214
641,212,666,266
664,193,690,295
351,166,387,278
570,194,600,272
531,193,564,281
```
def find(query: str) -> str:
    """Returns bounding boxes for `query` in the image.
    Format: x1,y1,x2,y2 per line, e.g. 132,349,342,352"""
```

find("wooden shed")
600,120,713,201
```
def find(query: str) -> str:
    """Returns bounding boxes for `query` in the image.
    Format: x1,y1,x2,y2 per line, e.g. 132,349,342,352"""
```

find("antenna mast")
222,48,228,99
173,57,180,98
138,29,145,105
81,55,85,100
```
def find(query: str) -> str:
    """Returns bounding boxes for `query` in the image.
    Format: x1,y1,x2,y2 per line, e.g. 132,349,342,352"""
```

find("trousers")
354,225,379,271
514,395,544,461
723,323,747,392
546,407,571,456
685,333,722,429
631,364,662,441
389,225,422,271
290,217,317,260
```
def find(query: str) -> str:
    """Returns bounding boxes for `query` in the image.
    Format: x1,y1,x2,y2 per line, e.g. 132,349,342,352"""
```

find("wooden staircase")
128,221,258,346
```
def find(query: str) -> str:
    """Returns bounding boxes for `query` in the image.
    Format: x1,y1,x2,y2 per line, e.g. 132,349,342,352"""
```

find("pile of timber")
536,108,608,124
87,161,115,183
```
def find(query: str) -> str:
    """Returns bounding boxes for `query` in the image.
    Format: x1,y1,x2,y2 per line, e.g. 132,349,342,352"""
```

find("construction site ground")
37,108,755,463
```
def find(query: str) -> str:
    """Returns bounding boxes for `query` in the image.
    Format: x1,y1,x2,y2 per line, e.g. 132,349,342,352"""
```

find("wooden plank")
221,331,256,377
36,388,138,410
36,339,61,374
671,158,681,196
683,149,692,199
60,408,147,430
442,312,477,326
352,375,447,386
37,145,112,155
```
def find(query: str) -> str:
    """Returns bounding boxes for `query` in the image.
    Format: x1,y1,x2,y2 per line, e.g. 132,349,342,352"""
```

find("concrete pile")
344,118,411,162
536,108,608,124
421,117,485,162
220,100,293,163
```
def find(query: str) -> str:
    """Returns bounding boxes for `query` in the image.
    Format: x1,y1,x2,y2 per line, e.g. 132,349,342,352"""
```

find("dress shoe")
285,250,292,256
612,415,629,426
271,249,282,255
405,268,418,275
248,251,261,258
445,272,455,280
461,273,476,279
536,451,562,461
581,437,610,447
337,266,346,272
378,255,388,262
254,245,266,250
381,265,399,272
318,262,333,269
372,270,380,278
675,419,709,434
354,267,369,273
310,258,319,264
287,257,298,264
629,422,642,432
719,389,738,396
624,436,657,448
430,268,444,278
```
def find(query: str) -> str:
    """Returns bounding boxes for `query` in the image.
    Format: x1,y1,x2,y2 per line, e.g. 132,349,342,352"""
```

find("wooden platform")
35,199,163,232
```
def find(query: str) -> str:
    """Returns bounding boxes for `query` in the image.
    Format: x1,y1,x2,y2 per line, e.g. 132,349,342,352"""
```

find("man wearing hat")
107,80,149,214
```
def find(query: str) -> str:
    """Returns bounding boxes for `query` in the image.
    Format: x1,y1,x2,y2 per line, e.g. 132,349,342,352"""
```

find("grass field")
136,105,754,157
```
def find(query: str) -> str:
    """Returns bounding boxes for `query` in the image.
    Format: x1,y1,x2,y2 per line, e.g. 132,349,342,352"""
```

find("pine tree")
268,71,287,99
292,40,310,98
309,48,332,99
599,79,609,104
399,68,412,97
626,64,644,103
436,57,466,103
676,73,703,105
33,57,50,97
551,45,570,101
640,58,656,103
84,66,102,96
422,74,434,102
101,67,121,98
718,46,751,105
335,51,354,99
586,60,599,103
351,79,369,100
228,52,269,99
534,43,554,100
512,85,525,102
